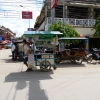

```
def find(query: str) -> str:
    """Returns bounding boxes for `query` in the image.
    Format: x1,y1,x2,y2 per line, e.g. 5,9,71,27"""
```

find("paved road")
0,49,100,100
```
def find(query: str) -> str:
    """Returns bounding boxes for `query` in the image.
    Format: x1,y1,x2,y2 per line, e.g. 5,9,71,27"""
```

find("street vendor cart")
23,31,62,71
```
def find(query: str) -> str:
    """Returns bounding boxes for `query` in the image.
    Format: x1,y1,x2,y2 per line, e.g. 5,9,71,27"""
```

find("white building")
34,0,100,48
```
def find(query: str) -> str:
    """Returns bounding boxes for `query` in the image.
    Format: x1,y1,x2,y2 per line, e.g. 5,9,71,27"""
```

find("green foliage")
49,21,79,37
93,15,100,36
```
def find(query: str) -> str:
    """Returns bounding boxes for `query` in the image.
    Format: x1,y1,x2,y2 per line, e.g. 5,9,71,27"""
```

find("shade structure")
23,31,63,38
58,37,88,40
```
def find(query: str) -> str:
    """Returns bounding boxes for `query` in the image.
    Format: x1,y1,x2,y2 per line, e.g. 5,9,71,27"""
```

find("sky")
0,0,44,37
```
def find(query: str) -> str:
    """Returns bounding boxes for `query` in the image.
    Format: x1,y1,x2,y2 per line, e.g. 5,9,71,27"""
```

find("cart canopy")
58,37,88,40
23,31,63,38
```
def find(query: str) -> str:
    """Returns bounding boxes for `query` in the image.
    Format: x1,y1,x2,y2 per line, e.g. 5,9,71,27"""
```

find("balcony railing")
47,18,96,27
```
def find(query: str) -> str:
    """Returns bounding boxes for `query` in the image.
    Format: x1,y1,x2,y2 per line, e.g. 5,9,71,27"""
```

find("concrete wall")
74,27,95,37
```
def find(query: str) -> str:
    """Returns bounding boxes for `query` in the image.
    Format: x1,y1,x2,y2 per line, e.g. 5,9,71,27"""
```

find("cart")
23,31,63,71
56,37,89,64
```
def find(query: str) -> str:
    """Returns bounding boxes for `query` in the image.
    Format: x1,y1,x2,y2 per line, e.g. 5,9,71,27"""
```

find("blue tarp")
0,36,2,41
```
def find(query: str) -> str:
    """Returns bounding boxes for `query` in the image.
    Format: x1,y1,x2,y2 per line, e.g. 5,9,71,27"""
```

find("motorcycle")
87,48,100,63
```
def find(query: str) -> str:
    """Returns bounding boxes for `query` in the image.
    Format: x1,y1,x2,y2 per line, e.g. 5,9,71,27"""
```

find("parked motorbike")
87,48,100,63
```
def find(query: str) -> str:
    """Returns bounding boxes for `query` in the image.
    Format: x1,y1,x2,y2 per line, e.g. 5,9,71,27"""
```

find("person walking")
18,43,24,61
11,43,15,60
23,40,32,72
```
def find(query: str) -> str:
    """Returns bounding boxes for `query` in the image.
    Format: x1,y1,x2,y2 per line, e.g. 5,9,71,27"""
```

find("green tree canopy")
49,21,79,37
93,15,100,36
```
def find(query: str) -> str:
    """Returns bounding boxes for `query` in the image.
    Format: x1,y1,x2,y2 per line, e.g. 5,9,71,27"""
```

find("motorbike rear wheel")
75,56,83,64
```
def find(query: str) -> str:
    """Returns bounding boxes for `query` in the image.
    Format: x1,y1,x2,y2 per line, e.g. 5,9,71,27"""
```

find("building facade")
0,26,16,43
34,0,100,49
34,0,100,37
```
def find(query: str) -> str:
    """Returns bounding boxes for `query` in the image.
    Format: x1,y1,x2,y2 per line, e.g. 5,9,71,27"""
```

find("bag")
28,54,35,68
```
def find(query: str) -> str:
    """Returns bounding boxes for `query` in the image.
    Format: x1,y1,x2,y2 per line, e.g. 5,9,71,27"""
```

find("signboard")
22,11,32,19
51,0,58,8
42,55,49,58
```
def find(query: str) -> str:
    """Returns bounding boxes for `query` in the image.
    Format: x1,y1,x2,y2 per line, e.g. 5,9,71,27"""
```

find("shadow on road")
0,59,22,63
57,62,86,68
87,61,100,65
4,70,53,100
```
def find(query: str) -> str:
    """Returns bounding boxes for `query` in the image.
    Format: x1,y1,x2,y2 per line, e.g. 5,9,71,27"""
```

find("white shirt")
18,43,24,52
11,45,15,52
23,44,30,57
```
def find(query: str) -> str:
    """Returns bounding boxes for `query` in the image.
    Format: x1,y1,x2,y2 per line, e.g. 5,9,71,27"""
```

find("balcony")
47,18,96,27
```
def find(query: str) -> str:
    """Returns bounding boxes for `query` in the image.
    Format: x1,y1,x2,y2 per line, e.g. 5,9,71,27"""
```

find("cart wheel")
75,56,83,64
40,61,51,72
87,56,93,63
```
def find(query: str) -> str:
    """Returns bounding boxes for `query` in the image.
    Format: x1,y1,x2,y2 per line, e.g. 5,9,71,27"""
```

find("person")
23,39,32,72
11,43,15,60
18,43,24,61
14,43,19,60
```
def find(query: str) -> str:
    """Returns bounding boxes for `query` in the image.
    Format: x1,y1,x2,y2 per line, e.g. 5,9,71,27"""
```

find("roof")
24,31,63,35
23,31,63,38
58,37,88,40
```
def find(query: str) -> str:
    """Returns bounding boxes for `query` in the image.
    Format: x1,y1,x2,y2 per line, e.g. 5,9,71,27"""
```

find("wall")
74,27,95,37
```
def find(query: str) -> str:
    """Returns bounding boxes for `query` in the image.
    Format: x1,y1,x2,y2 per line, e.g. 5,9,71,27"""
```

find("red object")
2,41,7,44
22,11,32,19
51,0,58,8
3,34,8,38
80,34,84,37
2,40,10,44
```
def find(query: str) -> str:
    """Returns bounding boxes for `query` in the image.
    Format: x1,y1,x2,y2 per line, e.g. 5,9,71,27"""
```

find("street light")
20,5,30,28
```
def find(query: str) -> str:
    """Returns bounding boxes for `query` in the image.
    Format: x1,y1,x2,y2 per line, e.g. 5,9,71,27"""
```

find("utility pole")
63,0,65,24
44,1,47,31
51,8,55,24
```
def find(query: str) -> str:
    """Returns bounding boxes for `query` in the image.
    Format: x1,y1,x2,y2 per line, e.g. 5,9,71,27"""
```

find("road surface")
0,49,100,100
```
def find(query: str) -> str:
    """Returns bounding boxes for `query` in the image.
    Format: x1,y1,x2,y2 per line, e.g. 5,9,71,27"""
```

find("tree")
49,21,79,37
93,15,100,36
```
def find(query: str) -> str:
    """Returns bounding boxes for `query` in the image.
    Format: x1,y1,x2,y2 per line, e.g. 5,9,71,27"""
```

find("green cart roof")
58,37,88,40
23,31,63,38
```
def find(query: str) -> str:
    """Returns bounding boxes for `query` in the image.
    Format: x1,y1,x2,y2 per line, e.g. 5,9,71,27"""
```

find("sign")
22,11,32,19
42,55,49,58
51,0,58,8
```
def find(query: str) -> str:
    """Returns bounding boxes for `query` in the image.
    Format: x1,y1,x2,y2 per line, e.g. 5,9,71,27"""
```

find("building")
0,26,16,41
34,0,100,49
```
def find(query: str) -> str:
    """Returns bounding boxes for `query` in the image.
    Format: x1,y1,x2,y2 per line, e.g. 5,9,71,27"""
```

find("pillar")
51,8,55,24
88,7,94,19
